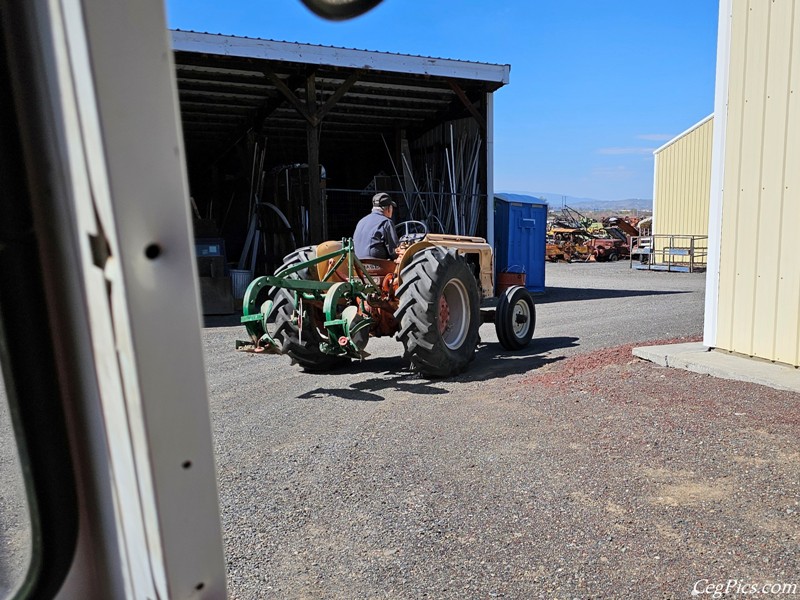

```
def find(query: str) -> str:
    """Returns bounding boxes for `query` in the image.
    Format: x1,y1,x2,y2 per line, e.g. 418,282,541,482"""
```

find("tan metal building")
705,0,800,366
653,115,713,238
651,115,713,265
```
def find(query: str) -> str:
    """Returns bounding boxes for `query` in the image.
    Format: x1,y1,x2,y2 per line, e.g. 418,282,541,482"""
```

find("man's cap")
372,192,397,208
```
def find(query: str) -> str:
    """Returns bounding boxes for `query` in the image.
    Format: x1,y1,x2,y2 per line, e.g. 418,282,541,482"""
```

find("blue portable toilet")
493,193,547,293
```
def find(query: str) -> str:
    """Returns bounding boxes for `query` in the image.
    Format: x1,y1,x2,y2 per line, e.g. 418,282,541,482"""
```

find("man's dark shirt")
353,208,399,259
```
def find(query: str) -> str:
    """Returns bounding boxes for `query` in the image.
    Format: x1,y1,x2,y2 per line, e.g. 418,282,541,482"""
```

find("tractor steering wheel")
396,220,428,244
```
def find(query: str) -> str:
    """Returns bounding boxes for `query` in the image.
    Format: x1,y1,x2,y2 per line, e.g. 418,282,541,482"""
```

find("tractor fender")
396,239,436,274
397,237,494,299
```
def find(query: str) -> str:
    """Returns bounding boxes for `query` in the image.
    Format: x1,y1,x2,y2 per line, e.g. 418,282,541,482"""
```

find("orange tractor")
237,225,536,377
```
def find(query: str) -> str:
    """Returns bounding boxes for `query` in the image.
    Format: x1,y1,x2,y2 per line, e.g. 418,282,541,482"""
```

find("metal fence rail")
629,234,708,273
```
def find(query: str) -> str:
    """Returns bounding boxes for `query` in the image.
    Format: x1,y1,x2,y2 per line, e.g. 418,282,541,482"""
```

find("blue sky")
166,0,719,201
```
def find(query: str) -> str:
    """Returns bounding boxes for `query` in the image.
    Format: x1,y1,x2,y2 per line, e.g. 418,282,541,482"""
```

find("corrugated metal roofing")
495,193,549,206
172,29,511,72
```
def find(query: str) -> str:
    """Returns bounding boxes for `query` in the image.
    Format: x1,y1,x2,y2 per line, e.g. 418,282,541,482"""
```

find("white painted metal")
54,0,162,594
171,30,511,84
704,0,733,349
13,0,226,595
58,0,226,596
79,0,227,594
19,0,134,594
486,92,495,255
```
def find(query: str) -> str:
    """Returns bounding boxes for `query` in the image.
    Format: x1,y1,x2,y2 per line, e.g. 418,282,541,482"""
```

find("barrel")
496,270,526,295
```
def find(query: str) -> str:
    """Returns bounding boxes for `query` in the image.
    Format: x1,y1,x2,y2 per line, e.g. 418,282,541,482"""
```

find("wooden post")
263,68,362,243
305,70,324,242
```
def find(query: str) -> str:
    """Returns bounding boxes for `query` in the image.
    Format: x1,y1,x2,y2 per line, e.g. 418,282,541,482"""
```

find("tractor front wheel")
395,248,480,377
495,285,535,350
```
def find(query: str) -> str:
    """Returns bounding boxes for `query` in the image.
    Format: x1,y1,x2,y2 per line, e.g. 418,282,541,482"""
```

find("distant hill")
498,191,652,212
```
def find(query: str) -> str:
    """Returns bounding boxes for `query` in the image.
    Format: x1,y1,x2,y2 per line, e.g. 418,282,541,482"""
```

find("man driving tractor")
353,192,400,260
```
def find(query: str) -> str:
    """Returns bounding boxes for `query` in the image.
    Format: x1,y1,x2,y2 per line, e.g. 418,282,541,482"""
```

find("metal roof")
495,193,549,206
653,113,714,155
172,30,510,83
170,30,510,159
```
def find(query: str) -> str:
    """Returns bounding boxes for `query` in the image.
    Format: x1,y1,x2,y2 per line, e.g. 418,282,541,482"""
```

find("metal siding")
755,0,794,360
652,117,713,262
701,124,712,230
718,0,800,365
775,0,800,364
734,0,768,356
717,0,749,352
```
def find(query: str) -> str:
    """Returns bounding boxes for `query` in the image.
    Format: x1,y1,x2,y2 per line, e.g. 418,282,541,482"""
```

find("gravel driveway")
1,262,796,598
202,262,798,598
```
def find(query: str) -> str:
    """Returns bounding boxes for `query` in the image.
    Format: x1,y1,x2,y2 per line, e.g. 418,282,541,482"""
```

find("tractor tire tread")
270,247,349,372
495,285,536,351
394,247,479,378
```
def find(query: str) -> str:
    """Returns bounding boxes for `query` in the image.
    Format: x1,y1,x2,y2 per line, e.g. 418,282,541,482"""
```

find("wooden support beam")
204,69,363,223
305,70,326,242
316,71,362,122
255,73,305,123
448,81,487,132
205,73,305,166
263,68,314,124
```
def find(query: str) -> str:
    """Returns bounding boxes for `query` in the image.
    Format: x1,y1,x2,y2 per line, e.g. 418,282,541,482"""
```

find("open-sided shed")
170,31,510,273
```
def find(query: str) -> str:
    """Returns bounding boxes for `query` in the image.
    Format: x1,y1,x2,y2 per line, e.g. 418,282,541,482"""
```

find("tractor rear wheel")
395,248,480,377
271,246,349,372
269,246,315,299
495,285,536,350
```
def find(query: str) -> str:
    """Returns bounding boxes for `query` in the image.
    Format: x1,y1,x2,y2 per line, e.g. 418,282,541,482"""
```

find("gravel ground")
0,378,31,597
201,262,798,598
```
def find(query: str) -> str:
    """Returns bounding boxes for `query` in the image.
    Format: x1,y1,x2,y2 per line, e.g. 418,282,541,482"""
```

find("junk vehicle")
593,227,631,262
237,224,536,378
547,228,594,262
546,227,629,262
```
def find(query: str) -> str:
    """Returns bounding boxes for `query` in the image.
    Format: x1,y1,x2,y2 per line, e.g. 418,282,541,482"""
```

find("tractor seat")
358,258,396,278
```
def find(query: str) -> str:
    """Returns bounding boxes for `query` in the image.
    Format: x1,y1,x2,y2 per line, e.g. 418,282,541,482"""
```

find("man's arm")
384,219,400,258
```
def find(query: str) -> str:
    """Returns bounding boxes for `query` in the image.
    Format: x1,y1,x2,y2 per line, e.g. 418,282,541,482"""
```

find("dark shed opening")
173,30,509,283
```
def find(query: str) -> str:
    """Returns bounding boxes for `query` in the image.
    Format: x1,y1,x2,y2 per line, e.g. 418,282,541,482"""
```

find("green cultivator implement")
237,233,537,377
240,239,380,359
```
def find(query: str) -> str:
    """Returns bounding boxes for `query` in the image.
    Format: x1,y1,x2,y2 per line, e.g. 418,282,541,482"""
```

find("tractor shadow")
535,287,690,304
458,335,577,382
295,336,579,402
297,356,444,403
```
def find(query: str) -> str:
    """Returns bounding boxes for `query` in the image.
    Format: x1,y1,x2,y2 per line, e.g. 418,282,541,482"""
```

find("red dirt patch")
523,335,702,387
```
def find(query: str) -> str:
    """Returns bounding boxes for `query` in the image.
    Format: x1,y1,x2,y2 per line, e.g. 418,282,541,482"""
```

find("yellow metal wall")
653,117,713,238
652,116,713,263
716,0,800,365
